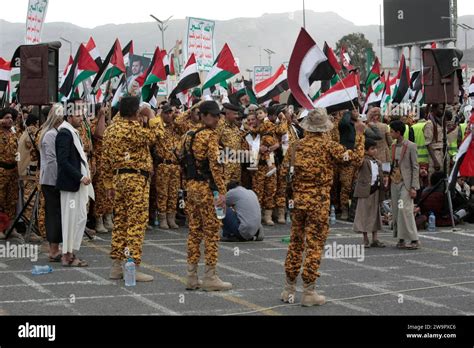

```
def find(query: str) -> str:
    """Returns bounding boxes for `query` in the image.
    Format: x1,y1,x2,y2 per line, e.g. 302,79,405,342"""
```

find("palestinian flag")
310,41,341,85
85,37,102,68
112,75,127,108
91,39,126,94
59,55,74,100
59,44,100,99
362,72,385,115
313,72,359,113
202,43,240,92
366,57,381,89
9,47,20,101
122,40,134,68
469,76,474,97
170,53,200,101
288,27,328,110
0,58,11,94
255,64,288,104
410,70,424,105
136,47,166,102
392,54,410,104
380,71,392,115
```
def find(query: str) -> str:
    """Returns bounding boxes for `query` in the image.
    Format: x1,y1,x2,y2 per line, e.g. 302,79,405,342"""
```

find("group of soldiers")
0,88,472,306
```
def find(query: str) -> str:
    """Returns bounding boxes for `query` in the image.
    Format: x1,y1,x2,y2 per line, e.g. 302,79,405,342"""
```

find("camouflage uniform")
0,129,18,226
284,132,364,284
216,118,244,185
182,128,226,267
93,120,113,217
103,119,163,265
424,118,458,176
155,121,181,214
175,112,203,136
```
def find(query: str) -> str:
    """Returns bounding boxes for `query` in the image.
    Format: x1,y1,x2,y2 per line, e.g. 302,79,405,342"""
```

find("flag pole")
335,71,358,112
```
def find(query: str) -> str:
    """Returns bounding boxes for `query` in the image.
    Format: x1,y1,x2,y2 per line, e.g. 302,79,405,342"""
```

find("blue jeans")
222,208,245,240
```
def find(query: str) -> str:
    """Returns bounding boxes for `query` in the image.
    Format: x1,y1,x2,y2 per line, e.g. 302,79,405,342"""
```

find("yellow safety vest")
412,121,429,164
461,123,468,140
403,124,410,141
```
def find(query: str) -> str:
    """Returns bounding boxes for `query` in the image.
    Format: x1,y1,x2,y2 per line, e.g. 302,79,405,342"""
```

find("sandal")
371,240,386,248
62,257,88,267
396,241,406,249
406,241,420,250
49,254,62,263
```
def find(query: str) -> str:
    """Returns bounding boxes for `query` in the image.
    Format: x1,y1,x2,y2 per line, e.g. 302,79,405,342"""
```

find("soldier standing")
102,97,162,282
155,104,181,229
180,101,231,291
282,108,365,306
217,103,244,185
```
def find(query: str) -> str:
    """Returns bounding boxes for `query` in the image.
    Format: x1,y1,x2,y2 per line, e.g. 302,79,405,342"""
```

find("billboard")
253,66,272,85
383,0,454,47
184,17,216,72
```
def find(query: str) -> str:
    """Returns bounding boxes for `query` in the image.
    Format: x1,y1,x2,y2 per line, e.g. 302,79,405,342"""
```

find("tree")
335,33,375,83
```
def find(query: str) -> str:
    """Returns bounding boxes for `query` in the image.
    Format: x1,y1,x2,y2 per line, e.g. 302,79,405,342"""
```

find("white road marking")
405,260,446,269
403,275,474,295
453,231,474,238
418,235,451,242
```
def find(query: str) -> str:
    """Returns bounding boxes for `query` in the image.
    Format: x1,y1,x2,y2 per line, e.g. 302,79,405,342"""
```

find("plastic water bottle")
330,205,336,225
153,212,159,226
213,191,226,220
124,258,136,287
428,212,436,232
32,265,53,275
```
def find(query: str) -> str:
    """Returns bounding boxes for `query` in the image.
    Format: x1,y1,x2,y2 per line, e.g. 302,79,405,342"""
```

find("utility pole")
379,4,383,66
303,0,306,29
150,14,173,50
60,36,72,57
263,48,275,68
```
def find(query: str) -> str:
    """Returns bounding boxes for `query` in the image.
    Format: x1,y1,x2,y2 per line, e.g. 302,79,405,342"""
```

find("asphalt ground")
0,220,473,316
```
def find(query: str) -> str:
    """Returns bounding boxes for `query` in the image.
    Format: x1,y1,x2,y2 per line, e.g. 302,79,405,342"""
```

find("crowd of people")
0,87,474,306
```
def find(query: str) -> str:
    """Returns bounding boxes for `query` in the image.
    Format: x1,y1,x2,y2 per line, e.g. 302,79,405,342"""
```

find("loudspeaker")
18,41,61,105
422,48,463,105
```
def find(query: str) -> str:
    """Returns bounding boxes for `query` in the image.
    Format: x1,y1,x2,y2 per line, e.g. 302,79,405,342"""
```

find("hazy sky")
1,0,472,28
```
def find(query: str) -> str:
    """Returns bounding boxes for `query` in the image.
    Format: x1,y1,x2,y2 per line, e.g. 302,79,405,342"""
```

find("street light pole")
246,69,253,81
263,48,275,68
60,36,72,57
248,45,262,66
150,14,173,50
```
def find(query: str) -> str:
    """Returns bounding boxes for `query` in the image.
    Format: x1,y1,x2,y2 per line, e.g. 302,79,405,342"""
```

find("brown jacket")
391,139,420,191
372,122,392,163
354,156,384,200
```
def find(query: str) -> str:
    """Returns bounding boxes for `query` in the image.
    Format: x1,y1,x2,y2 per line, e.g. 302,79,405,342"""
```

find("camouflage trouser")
186,180,221,266
156,164,180,214
338,163,357,209
285,204,330,284
428,148,450,176
93,167,113,216
110,173,149,265
252,164,277,210
274,165,287,208
224,163,242,187
0,168,18,227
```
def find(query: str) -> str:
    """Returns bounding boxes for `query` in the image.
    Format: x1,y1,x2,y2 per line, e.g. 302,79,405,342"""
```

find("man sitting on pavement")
221,181,264,242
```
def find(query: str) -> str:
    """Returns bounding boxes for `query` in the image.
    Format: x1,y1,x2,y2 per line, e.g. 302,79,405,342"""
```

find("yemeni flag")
288,28,329,110
161,50,170,76
122,40,134,68
202,43,240,92
366,57,381,89
136,47,167,102
255,64,289,104
410,70,424,105
91,39,126,94
313,72,359,113
59,44,100,99
0,58,11,95
85,37,102,68
170,53,200,103
362,72,385,115
468,75,474,97
449,131,474,188
392,54,410,104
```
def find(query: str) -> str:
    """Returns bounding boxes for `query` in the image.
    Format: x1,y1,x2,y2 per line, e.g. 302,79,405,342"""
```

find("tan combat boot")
301,282,326,307
167,212,179,229
340,207,349,220
263,209,275,226
103,214,114,231
202,265,232,291
280,277,297,303
185,264,202,290
135,266,154,282
158,213,169,229
109,259,123,279
277,208,286,224
95,216,108,234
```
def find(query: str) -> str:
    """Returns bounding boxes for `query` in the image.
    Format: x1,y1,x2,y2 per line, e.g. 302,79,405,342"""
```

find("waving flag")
85,37,102,68
170,53,201,104
392,54,410,104
91,39,126,94
122,40,134,68
136,47,167,102
288,28,329,110
313,73,359,113
255,64,288,104
202,43,240,92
